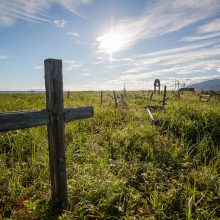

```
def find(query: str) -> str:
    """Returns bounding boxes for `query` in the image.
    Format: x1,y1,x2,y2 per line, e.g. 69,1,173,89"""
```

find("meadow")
0,90,220,219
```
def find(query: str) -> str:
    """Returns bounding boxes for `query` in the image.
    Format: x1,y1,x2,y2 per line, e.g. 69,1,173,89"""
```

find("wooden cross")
0,59,94,210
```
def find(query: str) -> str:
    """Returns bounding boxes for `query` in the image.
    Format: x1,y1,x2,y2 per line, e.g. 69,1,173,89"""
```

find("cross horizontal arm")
0,109,50,132
64,106,94,122
0,106,94,132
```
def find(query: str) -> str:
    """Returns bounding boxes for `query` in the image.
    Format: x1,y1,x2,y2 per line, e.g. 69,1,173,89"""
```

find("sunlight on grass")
0,91,220,219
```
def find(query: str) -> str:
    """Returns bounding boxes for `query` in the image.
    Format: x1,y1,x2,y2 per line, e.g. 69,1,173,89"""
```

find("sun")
97,30,124,59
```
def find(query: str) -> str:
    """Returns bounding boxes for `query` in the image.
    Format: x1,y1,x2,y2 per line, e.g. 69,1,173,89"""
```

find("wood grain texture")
64,106,93,122
0,109,50,132
45,59,68,210
0,106,93,132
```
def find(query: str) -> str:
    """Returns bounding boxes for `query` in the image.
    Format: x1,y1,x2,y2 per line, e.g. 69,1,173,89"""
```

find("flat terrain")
0,91,220,219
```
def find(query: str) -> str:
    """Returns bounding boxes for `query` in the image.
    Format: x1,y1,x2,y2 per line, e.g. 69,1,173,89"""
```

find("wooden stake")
163,86,167,106
113,90,117,107
150,92,153,100
44,59,68,209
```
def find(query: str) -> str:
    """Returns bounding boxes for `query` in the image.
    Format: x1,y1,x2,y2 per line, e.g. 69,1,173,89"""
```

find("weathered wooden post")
124,84,126,97
45,59,68,209
0,58,94,211
150,92,153,100
67,91,70,99
113,90,117,107
120,94,124,103
101,90,103,105
163,86,167,106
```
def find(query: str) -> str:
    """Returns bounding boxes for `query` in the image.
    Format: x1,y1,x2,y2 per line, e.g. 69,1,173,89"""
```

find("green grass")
0,91,220,219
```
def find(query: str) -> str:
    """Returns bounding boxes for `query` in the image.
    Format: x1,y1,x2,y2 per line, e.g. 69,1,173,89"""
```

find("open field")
0,91,220,219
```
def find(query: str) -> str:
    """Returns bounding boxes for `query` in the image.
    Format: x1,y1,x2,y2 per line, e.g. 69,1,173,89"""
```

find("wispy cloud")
132,40,219,58
0,55,8,59
82,73,90,76
34,66,43,69
198,18,220,33
97,0,220,54
67,31,79,36
54,20,67,28
180,33,220,42
175,75,220,85
63,60,83,71
77,41,86,45
0,0,92,27
121,40,220,74
118,60,220,81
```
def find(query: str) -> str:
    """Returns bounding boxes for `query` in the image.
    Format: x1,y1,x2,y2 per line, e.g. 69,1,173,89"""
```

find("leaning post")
44,59,68,209
163,86,167,106
150,92,153,100
113,90,117,107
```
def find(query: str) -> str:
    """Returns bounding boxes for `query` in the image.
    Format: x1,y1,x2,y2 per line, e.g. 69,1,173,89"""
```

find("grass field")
0,90,220,219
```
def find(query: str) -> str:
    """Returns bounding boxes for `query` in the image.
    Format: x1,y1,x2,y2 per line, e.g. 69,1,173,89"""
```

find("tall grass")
0,91,220,219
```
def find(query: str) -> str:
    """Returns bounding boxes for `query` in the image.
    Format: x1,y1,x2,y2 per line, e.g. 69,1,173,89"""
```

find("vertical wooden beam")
67,91,70,99
113,90,117,107
44,59,68,209
163,86,167,106
101,90,103,105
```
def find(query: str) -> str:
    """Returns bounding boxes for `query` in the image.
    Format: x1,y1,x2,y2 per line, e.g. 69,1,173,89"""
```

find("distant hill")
189,79,220,91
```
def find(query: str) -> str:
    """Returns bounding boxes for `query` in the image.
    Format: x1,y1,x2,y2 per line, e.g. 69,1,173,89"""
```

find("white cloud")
82,73,90,76
0,0,92,27
128,80,147,85
185,75,220,85
63,60,77,64
107,80,123,84
0,55,8,59
65,64,82,71
54,20,67,28
198,18,220,33
63,60,83,71
77,41,86,45
34,66,43,69
180,32,220,42
118,60,220,81
132,40,219,58
122,41,220,74
163,47,220,66
97,0,220,54
67,32,79,37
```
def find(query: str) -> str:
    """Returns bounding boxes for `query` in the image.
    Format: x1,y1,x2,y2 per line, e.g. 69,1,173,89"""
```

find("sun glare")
97,30,124,58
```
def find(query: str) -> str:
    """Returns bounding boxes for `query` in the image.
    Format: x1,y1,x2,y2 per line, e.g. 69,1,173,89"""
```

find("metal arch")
154,79,160,94
154,79,160,86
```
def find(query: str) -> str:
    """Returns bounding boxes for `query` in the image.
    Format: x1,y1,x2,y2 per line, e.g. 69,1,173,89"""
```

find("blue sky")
1,0,220,91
